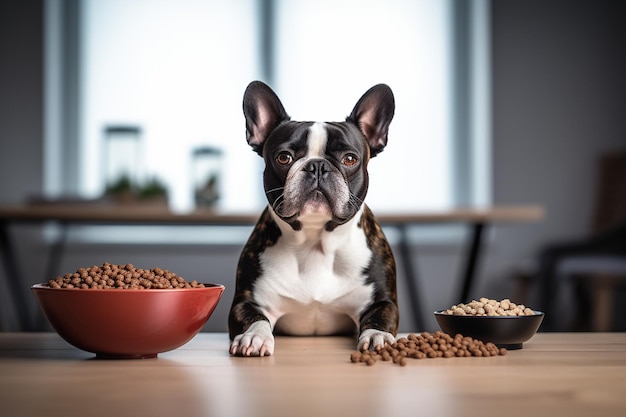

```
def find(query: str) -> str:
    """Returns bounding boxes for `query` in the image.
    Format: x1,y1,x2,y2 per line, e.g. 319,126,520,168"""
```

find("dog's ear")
347,84,395,157
243,81,290,156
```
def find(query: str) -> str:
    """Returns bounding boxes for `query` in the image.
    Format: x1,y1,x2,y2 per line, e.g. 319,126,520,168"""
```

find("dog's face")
261,121,370,230
243,82,395,231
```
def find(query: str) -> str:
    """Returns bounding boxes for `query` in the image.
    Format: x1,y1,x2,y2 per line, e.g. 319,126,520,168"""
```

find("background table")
0,332,624,417
0,204,544,330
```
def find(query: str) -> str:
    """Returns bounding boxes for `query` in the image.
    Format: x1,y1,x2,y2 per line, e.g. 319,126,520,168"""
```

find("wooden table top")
0,203,545,224
0,332,624,417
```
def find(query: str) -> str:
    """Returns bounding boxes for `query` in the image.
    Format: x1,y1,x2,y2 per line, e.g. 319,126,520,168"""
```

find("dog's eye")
276,152,293,166
341,154,358,167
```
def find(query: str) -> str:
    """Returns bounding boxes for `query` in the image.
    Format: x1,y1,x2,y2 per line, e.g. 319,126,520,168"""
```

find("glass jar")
103,125,142,195
192,146,223,209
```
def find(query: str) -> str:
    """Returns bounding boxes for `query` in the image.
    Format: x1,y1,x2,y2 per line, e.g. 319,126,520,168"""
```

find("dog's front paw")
357,329,396,351
229,321,275,357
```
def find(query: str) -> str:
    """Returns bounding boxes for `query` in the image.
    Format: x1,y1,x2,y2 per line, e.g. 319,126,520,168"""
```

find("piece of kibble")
349,331,506,366
442,298,536,316
46,263,204,289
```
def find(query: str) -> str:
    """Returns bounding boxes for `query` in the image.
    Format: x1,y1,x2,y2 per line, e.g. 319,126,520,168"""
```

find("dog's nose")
304,159,330,180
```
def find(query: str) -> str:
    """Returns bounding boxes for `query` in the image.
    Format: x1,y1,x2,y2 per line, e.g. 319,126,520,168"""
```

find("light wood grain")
0,204,544,224
0,332,624,417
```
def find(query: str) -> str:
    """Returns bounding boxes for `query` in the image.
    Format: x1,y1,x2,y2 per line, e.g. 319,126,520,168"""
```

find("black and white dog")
229,81,399,356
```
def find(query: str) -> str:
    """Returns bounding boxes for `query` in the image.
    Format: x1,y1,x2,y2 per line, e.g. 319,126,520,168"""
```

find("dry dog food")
46,262,204,289
350,331,506,366
442,298,535,316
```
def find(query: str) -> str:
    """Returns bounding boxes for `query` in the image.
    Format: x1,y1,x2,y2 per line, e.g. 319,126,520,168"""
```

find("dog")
228,81,399,356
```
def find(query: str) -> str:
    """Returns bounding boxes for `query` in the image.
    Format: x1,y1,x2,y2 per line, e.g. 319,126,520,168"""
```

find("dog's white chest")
254,211,374,335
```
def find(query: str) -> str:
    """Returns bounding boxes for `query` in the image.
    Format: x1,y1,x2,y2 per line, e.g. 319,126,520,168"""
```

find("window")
273,0,453,211
80,0,261,213
46,0,490,218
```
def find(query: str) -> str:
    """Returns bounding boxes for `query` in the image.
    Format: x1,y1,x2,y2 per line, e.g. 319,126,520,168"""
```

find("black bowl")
434,310,544,350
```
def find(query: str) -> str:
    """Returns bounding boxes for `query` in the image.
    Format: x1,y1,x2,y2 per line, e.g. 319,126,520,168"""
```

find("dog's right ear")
243,81,290,156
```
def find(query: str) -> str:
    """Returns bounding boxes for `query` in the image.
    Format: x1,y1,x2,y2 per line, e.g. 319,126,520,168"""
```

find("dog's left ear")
243,81,290,156
347,84,395,157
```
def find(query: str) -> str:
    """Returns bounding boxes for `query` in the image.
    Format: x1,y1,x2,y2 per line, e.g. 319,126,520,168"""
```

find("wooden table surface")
0,203,545,224
0,332,624,417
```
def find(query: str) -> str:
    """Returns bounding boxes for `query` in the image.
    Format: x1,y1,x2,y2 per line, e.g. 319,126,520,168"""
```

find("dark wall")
0,0,44,203
492,0,626,238
488,0,626,330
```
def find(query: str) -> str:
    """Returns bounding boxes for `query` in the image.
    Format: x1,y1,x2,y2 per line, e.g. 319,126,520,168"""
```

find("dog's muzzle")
277,157,352,221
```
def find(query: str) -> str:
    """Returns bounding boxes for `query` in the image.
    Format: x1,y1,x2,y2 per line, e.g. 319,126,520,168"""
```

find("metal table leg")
34,222,69,329
44,222,68,281
458,222,486,303
0,220,32,330
396,225,425,331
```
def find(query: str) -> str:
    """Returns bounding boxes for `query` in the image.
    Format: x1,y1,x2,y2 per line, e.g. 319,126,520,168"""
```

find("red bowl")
32,283,224,358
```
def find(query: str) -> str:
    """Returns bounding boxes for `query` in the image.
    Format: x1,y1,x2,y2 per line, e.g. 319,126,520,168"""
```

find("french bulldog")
228,81,398,356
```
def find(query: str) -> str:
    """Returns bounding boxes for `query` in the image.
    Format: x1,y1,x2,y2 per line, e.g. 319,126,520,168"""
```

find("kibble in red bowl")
32,263,225,359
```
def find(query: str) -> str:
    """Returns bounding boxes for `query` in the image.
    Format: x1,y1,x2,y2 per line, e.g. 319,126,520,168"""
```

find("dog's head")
243,81,394,231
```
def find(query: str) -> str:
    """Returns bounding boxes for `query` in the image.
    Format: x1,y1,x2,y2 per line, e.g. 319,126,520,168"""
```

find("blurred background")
1,0,625,333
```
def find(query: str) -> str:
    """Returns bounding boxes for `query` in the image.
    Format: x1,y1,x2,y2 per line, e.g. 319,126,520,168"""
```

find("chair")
537,149,626,331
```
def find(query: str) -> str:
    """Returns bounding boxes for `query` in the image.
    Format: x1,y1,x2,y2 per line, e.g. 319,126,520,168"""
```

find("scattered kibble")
350,331,506,366
442,298,536,316
46,262,204,289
